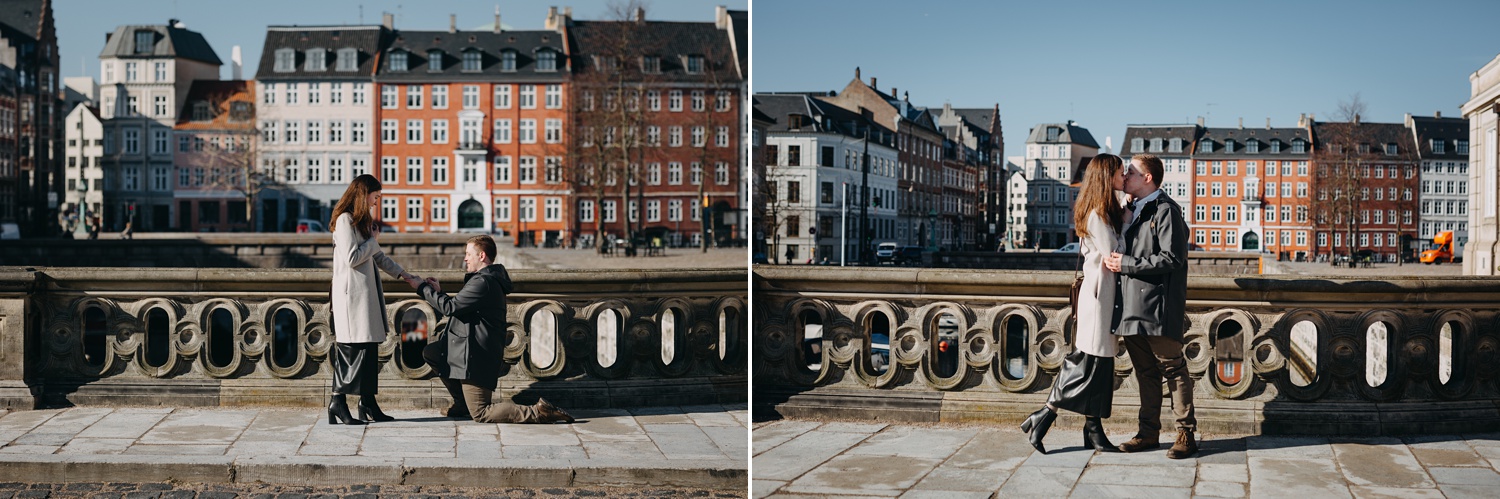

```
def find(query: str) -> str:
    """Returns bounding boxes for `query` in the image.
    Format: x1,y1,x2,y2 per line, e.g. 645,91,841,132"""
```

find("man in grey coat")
1104,153,1196,458
412,235,573,424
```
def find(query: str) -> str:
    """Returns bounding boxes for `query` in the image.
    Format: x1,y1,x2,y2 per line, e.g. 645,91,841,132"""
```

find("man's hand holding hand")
424,277,441,293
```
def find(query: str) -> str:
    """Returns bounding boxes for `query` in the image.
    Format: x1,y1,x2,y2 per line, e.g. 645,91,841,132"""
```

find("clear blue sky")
753,0,1500,160
56,0,746,80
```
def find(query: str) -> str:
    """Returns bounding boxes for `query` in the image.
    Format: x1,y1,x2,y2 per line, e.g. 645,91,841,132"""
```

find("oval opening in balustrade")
597,309,620,368
933,312,960,378
398,309,428,370
82,306,109,367
1439,321,1458,385
144,308,171,369
661,308,679,365
207,308,236,369
531,309,558,369
798,310,823,372
719,308,738,362
1003,315,1029,380
1366,322,1389,387
1289,320,1318,387
866,311,891,375
1213,321,1246,385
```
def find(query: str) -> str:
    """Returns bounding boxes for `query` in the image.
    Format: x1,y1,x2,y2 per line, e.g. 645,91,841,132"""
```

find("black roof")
1120,125,1201,156
755,93,894,141
377,29,566,82
101,23,221,65
1310,121,1414,156
952,107,998,135
569,20,738,83
255,26,388,80
1195,127,1309,158
0,0,45,41
1409,116,1468,160
1026,122,1099,148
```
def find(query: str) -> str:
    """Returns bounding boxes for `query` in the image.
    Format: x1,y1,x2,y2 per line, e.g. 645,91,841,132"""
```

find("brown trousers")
1122,335,1196,437
450,379,540,424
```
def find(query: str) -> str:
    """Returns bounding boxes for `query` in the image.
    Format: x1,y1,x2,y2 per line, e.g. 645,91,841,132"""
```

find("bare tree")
182,87,270,230
686,41,738,252
1312,94,1375,262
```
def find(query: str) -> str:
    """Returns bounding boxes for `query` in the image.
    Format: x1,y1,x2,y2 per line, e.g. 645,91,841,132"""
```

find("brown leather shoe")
439,405,470,419
1117,435,1161,453
1166,430,1198,459
535,397,575,424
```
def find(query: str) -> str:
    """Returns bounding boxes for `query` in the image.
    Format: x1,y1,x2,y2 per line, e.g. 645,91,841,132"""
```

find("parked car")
895,246,925,266
295,218,327,233
1054,242,1080,253
875,242,898,264
0,223,19,240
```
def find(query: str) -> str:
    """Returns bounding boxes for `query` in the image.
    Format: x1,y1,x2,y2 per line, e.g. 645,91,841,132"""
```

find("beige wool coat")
1074,211,1120,358
331,213,407,344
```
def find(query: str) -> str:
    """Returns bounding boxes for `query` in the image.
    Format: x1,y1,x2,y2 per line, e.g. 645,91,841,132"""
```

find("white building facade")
63,103,104,233
1021,122,1098,249
1461,53,1500,275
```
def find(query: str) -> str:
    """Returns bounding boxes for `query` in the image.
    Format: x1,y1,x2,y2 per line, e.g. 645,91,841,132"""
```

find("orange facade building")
173,80,256,232
1191,126,1314,257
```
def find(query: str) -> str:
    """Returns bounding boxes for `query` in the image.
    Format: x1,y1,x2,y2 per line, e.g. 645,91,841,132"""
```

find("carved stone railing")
0,268,746,410
754,266,1500,435
0,233,476,269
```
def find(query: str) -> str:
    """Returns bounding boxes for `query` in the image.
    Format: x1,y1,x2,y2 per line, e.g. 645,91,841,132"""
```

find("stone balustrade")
0,233,478,269
753,265,1500,435
0,267,746,410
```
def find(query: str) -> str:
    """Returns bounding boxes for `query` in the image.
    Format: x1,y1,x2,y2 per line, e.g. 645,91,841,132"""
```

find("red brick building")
173,80,255,232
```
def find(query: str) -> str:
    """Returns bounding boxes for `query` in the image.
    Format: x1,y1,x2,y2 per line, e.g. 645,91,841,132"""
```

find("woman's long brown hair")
1073,154,1126,237
330,174,382,239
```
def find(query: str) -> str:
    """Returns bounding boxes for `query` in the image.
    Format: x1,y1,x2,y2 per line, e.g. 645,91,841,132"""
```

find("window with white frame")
406,119,423,143
646,199,661,222
715,162,729,185
407,157,423,184
496,197,512,222
545,84,562,109
647,90,661,111
382,197,398,220
668,162,683,185
433,198,448,221
691,91,705,112
648,163,661,185
544,119,562,143
520,85,536,108
432,86,448,108
284,120,300,143
537,50,558,71
462,50,481,71
519,156,537,184
329,120,345,144
407,197,423,221
431,119,448,143
544,197,561,222
432,157,449,184
494,119,511,143
329,158,345,184
151,129,168,154
308,82,322,105
691,162,703,185
351,157,368,177
716,126,729,147
494,156,511,184
381,85,397,108
153,95,168,117
520,197,537,222
602,200,617,223
545,157,562,184
647,126,661,146
381,157,398,183
406,85,423,108
669,126,683,147
520,119,537,143
261,83,275,105
307,120,323,144
669,90,683,111
494,85,510,108
692,126,705,147
462,85,479,109
284,158,300,183
286,83,299,105
351,120,368,144
579,200,595,223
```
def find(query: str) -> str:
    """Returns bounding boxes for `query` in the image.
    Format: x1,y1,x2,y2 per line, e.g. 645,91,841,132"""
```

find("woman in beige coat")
1019,154,1127,453
328,174,419,424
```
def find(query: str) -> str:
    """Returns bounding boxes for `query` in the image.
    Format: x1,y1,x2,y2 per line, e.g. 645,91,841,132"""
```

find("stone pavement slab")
0,405,747,490
753,419,1500,498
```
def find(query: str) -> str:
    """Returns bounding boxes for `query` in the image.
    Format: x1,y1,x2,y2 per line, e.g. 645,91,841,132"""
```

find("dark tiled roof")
569,20,738,83
101,23,222,65
0,0,45,41
1120,125,1200,156
1195,127,1309,158
1409,116,1468,160
952,107,999,134
755,93,894,141
754,94,813,133
1310,121,1414,156
1026,122,1099,148
377,29,566,82
255,26,387,80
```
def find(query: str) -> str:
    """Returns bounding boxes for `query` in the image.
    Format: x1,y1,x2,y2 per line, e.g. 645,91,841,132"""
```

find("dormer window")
134,30,154,54
462,49,481,71
1270,140,1282,153
1224,139,1235,153
1170,138,1183,152
1432,139,1445,154
427,49,444,71
389,50,408,72
537,49,557,72
1292,139,1305,153
1131,138,1143,152
1201,140,1214,153
1046,127,1061,141
500,50,517,72
685,55,704,74
1247,139,1259,153
336,48,358,71
274,48,296,72
229,102,251,123
191,101,211,122
1385,143,1398,155
307,48,327,71
1150,138,1163,152
1358,144,1370,154
641,55,661,73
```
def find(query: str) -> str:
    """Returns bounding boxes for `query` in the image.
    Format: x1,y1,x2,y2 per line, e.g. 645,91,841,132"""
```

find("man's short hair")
467,235,497,262
1134,153,1166,187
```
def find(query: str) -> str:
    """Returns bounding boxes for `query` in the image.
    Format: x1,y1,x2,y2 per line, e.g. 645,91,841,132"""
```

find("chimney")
716,5,729,29
382,12,393,29
1354,113,1360,124
636,6,646,22
168,18,179,28
545,6,558,30
1238,117,1243,129
1266,117,1271,129
1435,110,1442,118
891,87,897,98
870,76,877,89
449,14,456,33
231,45,242,80
494,6,501,33
1196,116,1204,126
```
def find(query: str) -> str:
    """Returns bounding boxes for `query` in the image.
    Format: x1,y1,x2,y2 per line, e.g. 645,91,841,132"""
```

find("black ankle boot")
357,396,395,422
1083,417,1117,452
1019,406,1056,454
327,394,366,425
